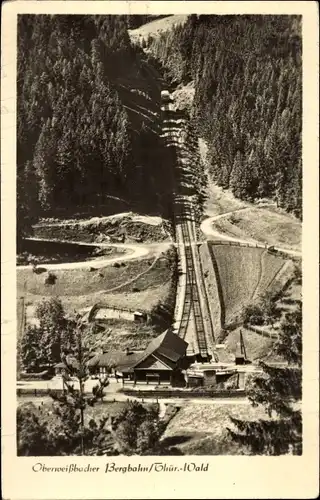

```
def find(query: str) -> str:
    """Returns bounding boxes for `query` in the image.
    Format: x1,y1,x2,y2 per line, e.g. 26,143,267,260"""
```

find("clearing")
18,249,174,321
211,207,301,252
207,243,292,328
129,15,188,42
200,150,301,253
223,327,274,362
83,318,159,352
34,212,171,244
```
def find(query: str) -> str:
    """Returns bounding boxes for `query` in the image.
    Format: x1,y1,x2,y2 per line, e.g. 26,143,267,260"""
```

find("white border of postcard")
1,2,319,499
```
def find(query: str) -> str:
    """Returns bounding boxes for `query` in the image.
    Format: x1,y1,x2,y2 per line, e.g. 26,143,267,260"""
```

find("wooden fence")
17,387,246,399
88,303,144,323
120,389,246,399
245,324,278,340
209,240,264,249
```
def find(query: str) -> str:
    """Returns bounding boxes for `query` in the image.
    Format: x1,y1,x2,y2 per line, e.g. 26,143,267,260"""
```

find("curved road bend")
200,209,301,257
18,237,171,271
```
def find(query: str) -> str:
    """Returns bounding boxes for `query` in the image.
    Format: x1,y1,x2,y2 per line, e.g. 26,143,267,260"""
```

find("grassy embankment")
33,213,171,244
203,181,301,253
162,401,275,455
18,251,173,316
202,242,299,361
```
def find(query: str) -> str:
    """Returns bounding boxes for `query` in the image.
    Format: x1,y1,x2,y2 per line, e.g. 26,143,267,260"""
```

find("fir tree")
227,302,302,455
49,318,110,456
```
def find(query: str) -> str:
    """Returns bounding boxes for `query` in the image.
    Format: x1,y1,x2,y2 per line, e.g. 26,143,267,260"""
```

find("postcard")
1,1,319,499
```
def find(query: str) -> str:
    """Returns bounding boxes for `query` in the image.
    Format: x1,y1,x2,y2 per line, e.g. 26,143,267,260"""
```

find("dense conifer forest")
17,14,302,247
17,15,171,246
148,15,302,218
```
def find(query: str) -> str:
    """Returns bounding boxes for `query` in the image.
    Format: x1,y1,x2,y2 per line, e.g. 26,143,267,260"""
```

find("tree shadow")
161,434,192,447
33,267,47,274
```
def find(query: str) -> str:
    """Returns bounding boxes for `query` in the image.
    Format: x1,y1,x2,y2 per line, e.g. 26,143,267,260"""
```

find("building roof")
55,356,80,370
87,350,143,369
122,329,188,372
89,329,188,374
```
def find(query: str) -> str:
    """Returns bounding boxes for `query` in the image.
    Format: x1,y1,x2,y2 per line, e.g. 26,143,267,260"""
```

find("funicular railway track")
176,199,209,359
162,100,210,360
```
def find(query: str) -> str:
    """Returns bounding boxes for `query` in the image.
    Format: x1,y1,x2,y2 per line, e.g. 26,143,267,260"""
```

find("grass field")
83,318,159,352
224,327,274,362
129,15,187,42
18,249,174,324
209,244,291,327
163,401,274,455
213,207,301,251
198,243,223,341
203,182,247,218
18,254,171,302
202,176,301,253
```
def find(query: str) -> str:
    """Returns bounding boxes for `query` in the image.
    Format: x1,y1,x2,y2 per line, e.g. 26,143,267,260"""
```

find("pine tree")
49,318,110,455
227,302,302,455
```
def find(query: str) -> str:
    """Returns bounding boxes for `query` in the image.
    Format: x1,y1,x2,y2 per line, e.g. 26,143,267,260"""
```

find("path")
200,209,302,257
251,249,267,301
18,237,171,271
17,378,249,406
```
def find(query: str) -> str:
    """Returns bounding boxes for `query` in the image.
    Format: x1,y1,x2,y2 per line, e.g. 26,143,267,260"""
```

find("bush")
33,266,47,275
20,370,52,380
113,262,121,268
45,272,57,285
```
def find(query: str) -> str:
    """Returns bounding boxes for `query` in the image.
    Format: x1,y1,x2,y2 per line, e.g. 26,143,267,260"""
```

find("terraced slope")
208,243,288,327
198,242,223,342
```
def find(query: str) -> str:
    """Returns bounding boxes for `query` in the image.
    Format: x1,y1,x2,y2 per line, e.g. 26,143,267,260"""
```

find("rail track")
178,216,209,359
162,102,211,360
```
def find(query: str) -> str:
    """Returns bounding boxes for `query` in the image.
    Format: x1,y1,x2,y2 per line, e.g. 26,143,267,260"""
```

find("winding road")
18,237,171,271
200,209,302,257
17,204,301,275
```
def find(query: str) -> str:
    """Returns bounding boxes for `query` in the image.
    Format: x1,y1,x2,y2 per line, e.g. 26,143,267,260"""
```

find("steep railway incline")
161,103,216,361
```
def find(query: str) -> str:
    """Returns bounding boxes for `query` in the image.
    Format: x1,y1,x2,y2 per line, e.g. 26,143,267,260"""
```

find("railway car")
161,89,171,102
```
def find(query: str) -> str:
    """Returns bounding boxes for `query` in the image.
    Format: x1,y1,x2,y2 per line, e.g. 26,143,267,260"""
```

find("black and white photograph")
1,1,319,498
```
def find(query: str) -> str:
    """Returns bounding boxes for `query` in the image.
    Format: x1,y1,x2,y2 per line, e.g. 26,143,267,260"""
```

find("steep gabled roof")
89,330,188,374
88,350,143,369
126,328,188,371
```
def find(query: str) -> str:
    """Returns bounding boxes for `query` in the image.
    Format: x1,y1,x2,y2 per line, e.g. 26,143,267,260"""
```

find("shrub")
20,370,52,380
45,272,57,285
33,266,47,275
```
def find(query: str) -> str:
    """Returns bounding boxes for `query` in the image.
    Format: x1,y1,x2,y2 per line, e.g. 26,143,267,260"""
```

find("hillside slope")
17,15,177,246
129,15,187,43
148,15,302,218
207,243,291,328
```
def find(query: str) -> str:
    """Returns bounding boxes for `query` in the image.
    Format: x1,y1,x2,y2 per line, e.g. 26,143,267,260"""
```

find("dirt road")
18,237,171,271
17,378,249,406
200,210,302,257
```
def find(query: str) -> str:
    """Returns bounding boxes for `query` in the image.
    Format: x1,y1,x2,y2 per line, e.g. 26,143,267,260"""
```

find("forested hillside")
17,15,173,247
148,15,302,218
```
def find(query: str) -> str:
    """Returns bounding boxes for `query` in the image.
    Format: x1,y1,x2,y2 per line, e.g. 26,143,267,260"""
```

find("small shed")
133,310,147,323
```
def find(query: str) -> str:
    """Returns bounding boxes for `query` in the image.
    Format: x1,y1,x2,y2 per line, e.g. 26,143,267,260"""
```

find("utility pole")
240,330,247,361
